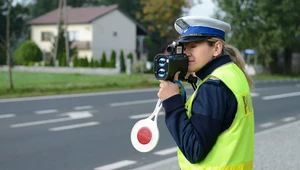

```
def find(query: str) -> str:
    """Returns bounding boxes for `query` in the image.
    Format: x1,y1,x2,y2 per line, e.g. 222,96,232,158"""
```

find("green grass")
253,73,300,79
1,71,300,99
0,71,159,98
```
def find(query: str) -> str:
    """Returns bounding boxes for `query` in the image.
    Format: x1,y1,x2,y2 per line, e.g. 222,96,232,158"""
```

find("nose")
184,50,191,58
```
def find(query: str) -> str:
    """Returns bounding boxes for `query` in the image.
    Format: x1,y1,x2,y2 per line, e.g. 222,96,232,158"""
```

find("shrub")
127,52,133,63
120,50,126,72
109,50,116,68
80,57,89,67
94,60,99,67
100,52,108,67
13,40,42,65
132,60,146,73
73,55,79,67
59,52,66,66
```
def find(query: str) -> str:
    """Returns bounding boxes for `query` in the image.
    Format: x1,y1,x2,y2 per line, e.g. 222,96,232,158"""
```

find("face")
183,41,215,72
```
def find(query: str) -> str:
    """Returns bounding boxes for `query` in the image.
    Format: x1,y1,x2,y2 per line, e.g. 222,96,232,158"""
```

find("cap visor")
178,36,211,43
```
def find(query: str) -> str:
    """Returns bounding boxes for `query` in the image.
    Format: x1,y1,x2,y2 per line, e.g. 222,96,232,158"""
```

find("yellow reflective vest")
178,62,254,170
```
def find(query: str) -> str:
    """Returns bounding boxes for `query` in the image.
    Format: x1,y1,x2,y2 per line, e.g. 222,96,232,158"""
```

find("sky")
188,0,217,17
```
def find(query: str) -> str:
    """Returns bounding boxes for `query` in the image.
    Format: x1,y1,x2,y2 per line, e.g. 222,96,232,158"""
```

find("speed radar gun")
130,42,189,153
154,41,188,81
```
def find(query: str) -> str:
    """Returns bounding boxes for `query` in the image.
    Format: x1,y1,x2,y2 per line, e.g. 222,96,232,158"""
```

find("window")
113,31,118,37
68,31,79,41
41,32,53,41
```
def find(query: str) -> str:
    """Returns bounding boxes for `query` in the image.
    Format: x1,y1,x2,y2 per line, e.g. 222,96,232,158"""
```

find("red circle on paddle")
137,127,152,144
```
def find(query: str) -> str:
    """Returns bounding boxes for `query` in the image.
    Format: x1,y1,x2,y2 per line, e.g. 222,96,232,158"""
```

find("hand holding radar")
131,99,162,152
131,41,188,153
154,42,188,81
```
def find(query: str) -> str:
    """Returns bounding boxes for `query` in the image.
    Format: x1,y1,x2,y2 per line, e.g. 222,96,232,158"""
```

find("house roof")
28,4,148,35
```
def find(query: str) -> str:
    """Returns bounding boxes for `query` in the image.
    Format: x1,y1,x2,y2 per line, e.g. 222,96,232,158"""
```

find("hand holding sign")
130,99,162,152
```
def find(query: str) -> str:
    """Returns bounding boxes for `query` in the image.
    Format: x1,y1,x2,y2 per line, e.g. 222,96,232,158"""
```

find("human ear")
213,41,223,57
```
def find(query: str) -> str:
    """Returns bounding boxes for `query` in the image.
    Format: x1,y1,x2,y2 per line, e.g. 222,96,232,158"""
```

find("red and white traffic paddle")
131,99,162,152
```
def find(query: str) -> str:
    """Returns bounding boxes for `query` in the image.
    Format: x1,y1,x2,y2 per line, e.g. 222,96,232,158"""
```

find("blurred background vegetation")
0,0,299,73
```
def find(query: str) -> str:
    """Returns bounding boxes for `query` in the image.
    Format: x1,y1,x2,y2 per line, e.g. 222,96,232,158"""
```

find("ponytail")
224,45,253,88
207,38,253,88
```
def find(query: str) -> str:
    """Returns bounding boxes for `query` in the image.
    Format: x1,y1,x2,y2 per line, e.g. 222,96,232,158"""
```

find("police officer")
157,16,255,170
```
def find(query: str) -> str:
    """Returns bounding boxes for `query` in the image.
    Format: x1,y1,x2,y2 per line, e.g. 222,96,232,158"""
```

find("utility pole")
53,0,69,67
6,0,13,89
63,0,69,66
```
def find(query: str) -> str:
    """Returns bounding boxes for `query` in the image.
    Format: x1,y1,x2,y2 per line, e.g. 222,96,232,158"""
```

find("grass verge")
1,71,300,99
0,71,159,99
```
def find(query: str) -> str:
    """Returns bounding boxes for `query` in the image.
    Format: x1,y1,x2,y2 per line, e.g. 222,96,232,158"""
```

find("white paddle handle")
147,99,162,123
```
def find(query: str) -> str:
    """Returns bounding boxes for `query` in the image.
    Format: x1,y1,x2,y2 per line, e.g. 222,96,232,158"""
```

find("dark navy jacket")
162,55,237,164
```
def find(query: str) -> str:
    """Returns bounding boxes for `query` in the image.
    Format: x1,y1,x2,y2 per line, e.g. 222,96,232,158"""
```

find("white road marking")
10,111,93,128
282,117,296,122
35,109,58,114
49,121,99,131
251,92,259,97
0,114,15,119
94,160,137,170
110,99,158,107
153,147,178,155
74,105,93,110
130,112,165,119
259,122,276,128
11,117,72,128
262,91,300,100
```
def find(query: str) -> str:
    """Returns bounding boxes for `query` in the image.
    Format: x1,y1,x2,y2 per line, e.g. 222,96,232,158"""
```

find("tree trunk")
284,47,292,74
268,50,279,74
6,0,14,89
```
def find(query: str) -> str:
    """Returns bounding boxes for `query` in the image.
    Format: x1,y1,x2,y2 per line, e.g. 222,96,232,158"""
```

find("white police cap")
174,16,231,43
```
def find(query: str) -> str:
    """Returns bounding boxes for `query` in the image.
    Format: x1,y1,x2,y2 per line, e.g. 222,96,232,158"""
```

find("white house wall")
30,24,57,52
30,24,93,57
92,10,136,61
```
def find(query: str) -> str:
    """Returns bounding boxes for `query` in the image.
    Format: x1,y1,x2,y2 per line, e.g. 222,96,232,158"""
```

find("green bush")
94,60,99,67
73,55,79,67
132,60,146,73
127,53,133,63
109,50,116,68
89,59,99,68
59,53,67,66
100,52,108,67
13,40,43,65
120,50,126,72
80,58,89,67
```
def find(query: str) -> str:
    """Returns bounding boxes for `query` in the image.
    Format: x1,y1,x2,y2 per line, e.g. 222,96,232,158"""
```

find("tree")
213,0,300,73
109,50,116,68
0,0,29,65
120,50,126,72
97,0,142,19
28,0,105,19
14,40,42,65
0,0,14,89
52,26,77,66
100,52,108,67
136,0,201,60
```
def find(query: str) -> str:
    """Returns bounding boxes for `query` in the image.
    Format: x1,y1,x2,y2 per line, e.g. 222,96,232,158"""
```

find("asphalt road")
0,79,300,170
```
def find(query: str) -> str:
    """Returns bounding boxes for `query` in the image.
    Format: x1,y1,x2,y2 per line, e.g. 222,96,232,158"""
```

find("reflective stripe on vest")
178,62,254,170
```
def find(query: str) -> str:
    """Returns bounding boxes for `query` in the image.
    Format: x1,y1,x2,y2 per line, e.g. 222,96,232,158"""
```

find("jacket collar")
195,55,232,80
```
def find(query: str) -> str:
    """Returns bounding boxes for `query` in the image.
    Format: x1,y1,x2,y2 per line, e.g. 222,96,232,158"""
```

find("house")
27,4,148,63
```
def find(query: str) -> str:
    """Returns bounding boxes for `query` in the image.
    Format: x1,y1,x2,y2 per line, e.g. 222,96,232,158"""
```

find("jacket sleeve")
162,80,237,163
